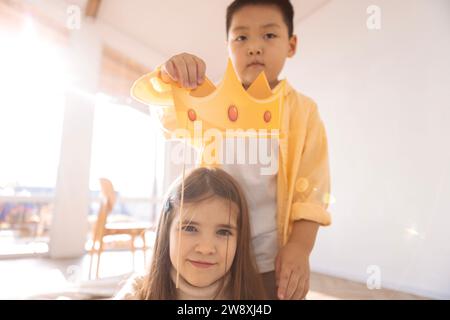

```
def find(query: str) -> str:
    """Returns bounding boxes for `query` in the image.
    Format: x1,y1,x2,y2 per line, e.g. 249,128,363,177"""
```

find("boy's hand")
160,53,206,89
275,242,310,300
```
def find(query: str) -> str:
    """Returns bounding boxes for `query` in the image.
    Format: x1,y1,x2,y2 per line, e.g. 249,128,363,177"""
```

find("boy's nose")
247,48,262,56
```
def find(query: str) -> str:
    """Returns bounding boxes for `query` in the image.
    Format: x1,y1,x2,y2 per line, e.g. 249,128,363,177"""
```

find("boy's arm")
289,101,331,227
288,100,331,247
276,101,331,300
288,220,319,254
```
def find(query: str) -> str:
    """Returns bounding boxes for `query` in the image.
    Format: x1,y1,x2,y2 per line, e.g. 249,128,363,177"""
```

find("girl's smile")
188,259,218,269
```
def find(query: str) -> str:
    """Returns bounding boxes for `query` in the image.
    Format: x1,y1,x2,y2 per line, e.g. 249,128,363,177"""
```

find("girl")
115,167,266,299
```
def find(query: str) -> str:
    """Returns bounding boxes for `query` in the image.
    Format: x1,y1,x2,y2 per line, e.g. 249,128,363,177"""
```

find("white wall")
284,0,450,299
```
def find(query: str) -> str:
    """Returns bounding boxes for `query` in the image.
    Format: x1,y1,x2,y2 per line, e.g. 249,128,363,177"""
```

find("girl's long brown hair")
137,167,267,300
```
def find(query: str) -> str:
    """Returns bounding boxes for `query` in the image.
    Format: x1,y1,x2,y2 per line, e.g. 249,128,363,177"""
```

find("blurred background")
0,0,449,299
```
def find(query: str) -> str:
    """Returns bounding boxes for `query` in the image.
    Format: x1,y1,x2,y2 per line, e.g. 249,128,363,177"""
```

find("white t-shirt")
218,136,279,273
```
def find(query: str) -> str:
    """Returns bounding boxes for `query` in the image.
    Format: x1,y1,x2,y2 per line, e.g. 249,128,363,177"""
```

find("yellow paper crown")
131,58,285,139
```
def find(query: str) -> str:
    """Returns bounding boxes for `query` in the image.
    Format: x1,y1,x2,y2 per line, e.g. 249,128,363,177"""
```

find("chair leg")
88,241,97,280
131,235,136,271
96,239,104,279
142,232,147,267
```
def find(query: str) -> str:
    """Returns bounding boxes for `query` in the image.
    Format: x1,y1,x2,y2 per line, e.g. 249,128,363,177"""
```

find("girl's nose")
194,241,216,255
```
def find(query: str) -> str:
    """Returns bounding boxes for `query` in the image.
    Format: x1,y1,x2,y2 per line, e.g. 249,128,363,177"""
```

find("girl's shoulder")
113,273,147,300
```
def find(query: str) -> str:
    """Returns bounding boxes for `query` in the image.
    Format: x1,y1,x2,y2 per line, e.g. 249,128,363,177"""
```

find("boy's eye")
182,225,197,233
217,229,233,237
264,33,277,39
235,35,247,41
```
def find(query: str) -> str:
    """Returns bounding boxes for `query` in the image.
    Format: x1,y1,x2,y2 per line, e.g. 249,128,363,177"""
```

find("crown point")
246,71,272,99
264,110,272,123
228,105,238,122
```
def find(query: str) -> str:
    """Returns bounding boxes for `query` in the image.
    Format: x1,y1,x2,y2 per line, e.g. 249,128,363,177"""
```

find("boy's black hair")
226,0,294,38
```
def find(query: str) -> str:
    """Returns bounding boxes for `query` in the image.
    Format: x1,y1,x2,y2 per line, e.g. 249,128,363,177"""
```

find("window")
0,18,66,255
89,96,165,227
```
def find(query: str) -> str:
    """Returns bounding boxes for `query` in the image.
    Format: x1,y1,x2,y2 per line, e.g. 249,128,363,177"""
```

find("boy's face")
227,4,297,89
169,197,238,287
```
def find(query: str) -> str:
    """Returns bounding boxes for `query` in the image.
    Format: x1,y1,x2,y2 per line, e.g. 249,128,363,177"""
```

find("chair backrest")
99,178,117,212
92,178,117,245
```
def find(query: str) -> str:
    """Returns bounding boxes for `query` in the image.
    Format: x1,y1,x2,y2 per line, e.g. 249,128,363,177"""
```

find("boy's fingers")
167,60,179,81
194,56,206,84
275,255,281,286
293,278,307,300
172,56,189,88
297,278,309,300
284,270,300,300
182,55,198,88
276,268,292,300
161,61,177,83
160,69,171,83
301,280,309,299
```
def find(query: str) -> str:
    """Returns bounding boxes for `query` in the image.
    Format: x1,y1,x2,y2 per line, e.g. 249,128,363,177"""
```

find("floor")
0,230,50,256
0,250,428,300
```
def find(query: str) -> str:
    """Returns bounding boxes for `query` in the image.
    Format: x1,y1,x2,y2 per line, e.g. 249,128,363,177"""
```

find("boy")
136,0,332,299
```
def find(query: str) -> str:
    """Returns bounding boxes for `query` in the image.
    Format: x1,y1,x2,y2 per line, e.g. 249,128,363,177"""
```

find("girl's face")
169,196,238,287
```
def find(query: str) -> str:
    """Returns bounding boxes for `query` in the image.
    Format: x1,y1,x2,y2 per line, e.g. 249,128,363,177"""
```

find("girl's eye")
217,229,233,237
182,225,197,233
235,35,247,41
264,33,277,39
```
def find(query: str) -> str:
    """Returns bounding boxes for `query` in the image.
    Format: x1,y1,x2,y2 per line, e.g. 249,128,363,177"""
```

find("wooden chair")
88,178,153,279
